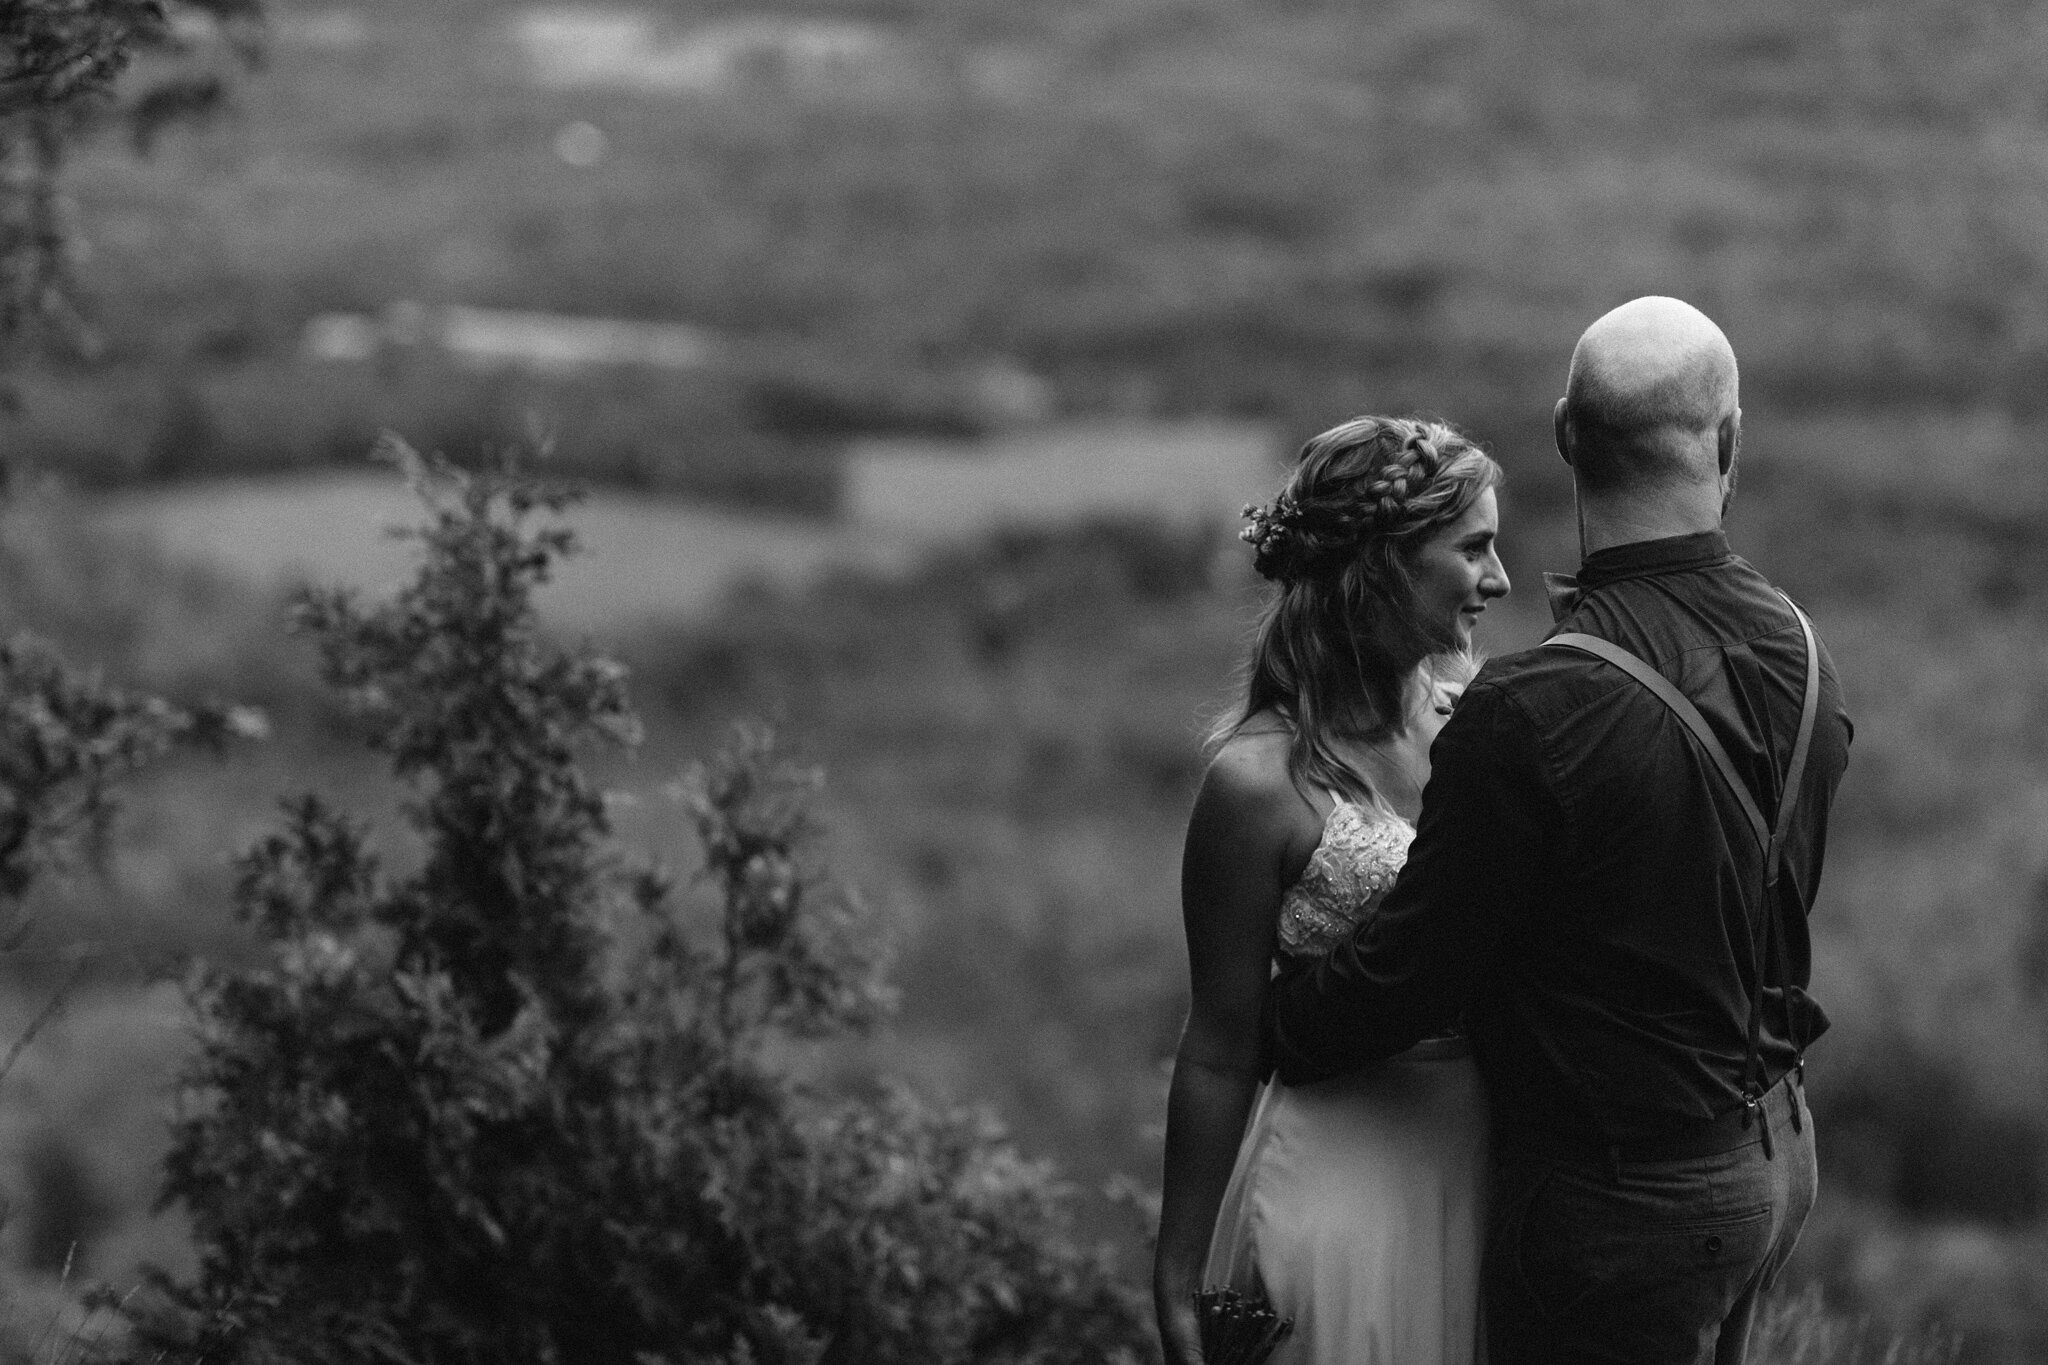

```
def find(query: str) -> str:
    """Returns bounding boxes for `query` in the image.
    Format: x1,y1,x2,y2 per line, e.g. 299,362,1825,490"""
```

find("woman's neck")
1372,660,1438,740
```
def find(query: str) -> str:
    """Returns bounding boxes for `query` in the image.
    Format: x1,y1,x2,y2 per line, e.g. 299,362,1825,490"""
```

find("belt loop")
1787,1075,1804,1134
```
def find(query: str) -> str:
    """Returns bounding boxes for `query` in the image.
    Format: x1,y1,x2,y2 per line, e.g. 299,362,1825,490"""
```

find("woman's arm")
1154,744,1308,1365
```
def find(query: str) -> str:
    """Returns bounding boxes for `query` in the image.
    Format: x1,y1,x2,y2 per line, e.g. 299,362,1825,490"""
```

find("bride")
1154,415,1510,1365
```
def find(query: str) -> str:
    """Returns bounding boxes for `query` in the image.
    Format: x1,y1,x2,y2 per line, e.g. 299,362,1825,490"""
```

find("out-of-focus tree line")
0,0,260,371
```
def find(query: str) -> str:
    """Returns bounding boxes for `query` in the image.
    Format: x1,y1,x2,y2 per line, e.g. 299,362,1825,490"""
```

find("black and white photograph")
0,2,2038,1361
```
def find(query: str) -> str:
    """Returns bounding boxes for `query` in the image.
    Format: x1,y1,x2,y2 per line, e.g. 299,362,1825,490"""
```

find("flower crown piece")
1239,494,1301,560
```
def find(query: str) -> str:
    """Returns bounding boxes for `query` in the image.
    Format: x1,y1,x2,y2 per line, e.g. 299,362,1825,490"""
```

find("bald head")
1558,297,1740,496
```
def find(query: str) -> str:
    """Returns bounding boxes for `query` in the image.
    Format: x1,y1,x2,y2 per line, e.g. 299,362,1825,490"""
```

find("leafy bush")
1752,1284,1963,1365
0,0,270,909
0,0,262,367
0,537,259,1362
0,637,239,915
123,440,1153,1364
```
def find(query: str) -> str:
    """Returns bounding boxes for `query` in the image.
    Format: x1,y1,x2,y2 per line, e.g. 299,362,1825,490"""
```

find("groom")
1264,296,1851,1365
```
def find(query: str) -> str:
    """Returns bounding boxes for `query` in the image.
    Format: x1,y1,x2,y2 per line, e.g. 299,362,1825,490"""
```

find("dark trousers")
1484,1079,1817,1365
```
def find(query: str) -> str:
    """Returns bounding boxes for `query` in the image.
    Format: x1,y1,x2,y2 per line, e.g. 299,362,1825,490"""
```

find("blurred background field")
6,0,2048,1358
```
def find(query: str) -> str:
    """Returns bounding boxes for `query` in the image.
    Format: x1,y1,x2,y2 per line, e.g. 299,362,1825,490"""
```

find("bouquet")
1191,1286,1294,1365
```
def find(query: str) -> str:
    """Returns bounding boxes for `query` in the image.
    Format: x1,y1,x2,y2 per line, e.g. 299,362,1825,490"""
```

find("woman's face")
1407,486,1510,648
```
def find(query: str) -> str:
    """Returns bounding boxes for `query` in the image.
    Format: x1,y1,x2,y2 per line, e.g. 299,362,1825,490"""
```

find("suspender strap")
1767,601,1823,891
1762,599,1820,1116
1548,595,1820,876
1543,633,1770,855
1546,591,1821,1152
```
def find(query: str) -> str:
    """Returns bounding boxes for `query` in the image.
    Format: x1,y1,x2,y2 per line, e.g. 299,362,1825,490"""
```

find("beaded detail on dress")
1276,802,1415,958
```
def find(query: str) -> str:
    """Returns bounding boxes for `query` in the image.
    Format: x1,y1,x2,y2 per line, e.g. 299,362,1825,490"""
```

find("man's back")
1265,529,1852,1146
1468,530,1849,1142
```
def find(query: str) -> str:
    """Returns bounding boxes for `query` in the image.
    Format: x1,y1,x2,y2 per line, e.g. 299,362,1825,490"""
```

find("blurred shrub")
122,441,1152,1364
1753,1284,1962,1365
0,630,255,915
0,0,281,1216
0,0,262,367
0,483,263,1353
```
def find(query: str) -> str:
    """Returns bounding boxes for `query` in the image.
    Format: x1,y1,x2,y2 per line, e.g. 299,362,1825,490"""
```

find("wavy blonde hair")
1216,415,1501,809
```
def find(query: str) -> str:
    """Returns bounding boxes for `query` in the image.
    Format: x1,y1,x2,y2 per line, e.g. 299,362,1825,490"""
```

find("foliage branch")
0,0,268,917
0,624,258,1100
126,437,1153,1364
0,0,263,365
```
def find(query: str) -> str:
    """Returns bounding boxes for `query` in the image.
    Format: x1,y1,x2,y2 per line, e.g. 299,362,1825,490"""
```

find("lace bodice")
1276,802,1415,958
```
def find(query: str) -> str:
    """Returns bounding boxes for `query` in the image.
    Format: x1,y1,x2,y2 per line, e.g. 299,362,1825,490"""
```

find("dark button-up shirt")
1264,530,1852,1145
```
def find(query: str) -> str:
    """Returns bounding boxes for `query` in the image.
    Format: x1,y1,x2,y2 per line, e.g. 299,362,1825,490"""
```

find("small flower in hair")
1240,495,1301,557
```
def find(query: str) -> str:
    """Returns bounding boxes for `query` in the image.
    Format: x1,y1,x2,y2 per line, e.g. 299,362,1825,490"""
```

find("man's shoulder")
1456,640,1639,738
1433,650,1541,749
1466,643,1595,700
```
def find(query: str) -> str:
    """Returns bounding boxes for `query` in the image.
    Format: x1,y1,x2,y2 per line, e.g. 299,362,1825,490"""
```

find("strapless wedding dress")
1203,802,1489,1365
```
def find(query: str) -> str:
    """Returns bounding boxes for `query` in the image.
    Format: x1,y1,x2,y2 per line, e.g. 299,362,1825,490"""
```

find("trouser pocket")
1510,1153,1781,1365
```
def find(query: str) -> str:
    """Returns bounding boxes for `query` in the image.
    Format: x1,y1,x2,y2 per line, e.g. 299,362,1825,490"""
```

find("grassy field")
14,0,2048,494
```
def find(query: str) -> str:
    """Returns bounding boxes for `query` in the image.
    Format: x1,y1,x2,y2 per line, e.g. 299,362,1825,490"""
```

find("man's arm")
1263,680,1557,1084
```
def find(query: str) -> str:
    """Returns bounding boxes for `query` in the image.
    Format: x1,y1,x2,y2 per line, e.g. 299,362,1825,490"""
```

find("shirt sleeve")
1263,677,1557,1085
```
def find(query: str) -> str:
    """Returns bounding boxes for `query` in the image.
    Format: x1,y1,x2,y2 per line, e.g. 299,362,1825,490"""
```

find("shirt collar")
1576,529,1732,589
1542,530,1732,624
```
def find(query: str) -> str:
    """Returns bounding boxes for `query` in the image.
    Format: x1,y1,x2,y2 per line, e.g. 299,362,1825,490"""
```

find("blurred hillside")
16,0,2048,495
2,0,2048,1360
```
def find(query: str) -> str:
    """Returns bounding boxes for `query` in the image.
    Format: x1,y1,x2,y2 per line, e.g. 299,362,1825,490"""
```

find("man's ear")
1553,398,1573,467
1717,408,1741,475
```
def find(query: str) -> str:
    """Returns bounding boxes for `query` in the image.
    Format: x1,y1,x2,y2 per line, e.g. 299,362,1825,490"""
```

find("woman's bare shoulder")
1186,719,1323,893
1199,718,1310,824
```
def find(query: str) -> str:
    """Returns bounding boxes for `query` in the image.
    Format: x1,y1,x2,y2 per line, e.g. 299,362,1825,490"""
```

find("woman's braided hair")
1240,418,1478,585
1218,415,1502,810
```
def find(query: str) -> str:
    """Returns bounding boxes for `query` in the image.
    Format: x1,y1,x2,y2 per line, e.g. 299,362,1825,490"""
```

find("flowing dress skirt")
1204,1038,1489,1365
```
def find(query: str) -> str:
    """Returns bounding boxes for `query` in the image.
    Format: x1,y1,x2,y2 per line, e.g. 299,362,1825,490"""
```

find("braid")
1362,427,1446,532
1239,418,1469,583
